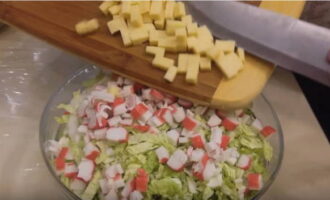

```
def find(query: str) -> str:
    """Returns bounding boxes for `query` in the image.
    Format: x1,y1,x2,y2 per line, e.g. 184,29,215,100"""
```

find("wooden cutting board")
0,1,305,110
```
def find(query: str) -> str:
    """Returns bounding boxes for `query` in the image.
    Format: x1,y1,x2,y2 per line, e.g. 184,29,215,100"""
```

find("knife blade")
185,1,330,87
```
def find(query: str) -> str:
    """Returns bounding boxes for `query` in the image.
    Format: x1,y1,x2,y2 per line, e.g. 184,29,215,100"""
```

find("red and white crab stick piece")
173,106,185,123
182,116,199,131
64,162,78,178
113,97,127,116
167,129,180,145
261,126,276,137
133,168,149,192
131,103,152,122
191,134,205,149
84,142,100,160
210,127,222,145
155,146,170,163
167,149,188,171
247,173,263,190
106,127,128,143
77,159,95,182
222,117,238,131
236,154,252,170
207,114,222,127
150,89,165,102
130,191,144,200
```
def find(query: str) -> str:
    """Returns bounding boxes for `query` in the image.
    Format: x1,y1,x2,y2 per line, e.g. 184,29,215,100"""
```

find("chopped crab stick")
210,127,222,145
203,161,218,181
134,168,149,192
182,116,198,131
247,173,263,190
155,146,170,163
191,134,205,149
105,164,124,179
173,106,185,123
167,129,180,145
251,118,263,131
190,149,205,162
77,159,95,182
237,154,252,170
150,89,165,101
64,162,78,178
108,116,122,127
207,114,222,127
83,142,100,160
106,127,128,143
222,117,238,131
130,191,144,200
131,103,152,122
167,149,188,171
220,135,230,150
261,126,276,137
177,99,193,109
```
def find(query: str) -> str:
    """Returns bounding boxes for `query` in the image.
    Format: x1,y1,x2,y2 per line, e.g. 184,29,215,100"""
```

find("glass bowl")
39,65,284,200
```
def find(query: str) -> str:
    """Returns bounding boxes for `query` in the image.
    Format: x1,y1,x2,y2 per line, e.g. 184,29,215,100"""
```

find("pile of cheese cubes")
76,0,246,84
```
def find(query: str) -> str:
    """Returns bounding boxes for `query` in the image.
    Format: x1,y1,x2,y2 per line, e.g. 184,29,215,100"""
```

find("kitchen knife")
185,1,330,87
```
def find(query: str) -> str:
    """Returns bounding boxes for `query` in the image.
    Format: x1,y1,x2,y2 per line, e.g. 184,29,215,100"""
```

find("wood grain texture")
0,1,305,109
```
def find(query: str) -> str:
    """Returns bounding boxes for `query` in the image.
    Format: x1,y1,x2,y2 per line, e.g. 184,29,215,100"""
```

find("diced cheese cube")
186,55,200,84
197,25,213,42
130,5,143,27
206,45,221,61
142,13,153,23
192,39,213,55
154,11,166,30
181,15,193,25
158,37,177,53
121,1,132,18
215,53,243,78
187,23,198,36
166,20,186,35
129,27,149,45
187,37,197,50
107,17,127,34
237,47,245,61
152,56,175,71
108,5,121,16
144,23,156,33
177,54,189,74
120,28,132,47
176,40,187,52
215,40,236,53
75,19,99,35
146,46,165,57
164,66,178,82
175,28,187,42
199,57,212,71
165,1,175,19
139,1,150,14
99,1,117,15
150,1,163,20
149,30,167,46
174,2,186,19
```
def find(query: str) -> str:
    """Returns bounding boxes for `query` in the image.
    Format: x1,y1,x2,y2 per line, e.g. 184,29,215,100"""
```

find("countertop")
0,27,329,200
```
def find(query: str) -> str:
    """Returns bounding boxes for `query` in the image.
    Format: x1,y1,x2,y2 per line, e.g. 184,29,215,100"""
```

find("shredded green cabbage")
81,170,102,200
55,115,70,124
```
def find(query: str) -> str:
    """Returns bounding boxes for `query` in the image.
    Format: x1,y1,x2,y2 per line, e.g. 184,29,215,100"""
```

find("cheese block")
139,1,150,14
99,1,117,15
187,36,197,50
165,1,175,19
120,28,132,47
158,36,177,52
144,23,156,33
142,13,153,23
197,25,213,42
187,23,198,36
146,46,165,57
177,53,189,74
164,66,178,82
75,18,99,35
108,4,121,16
129,27,149,45
206,45,223,61
121,1,131,18
215,40,236,53
166,20,185,35
130,5,143,27
175,27,187,42
150,1,163,20
237,47,245,61
174,2,186,19
149,30,167,45
199,57,211,71
215,52,243,78
107,17,127,34
154,11,166,29
186,54,200,84
192,39,213,55
152,56,175,71
181,15,192,25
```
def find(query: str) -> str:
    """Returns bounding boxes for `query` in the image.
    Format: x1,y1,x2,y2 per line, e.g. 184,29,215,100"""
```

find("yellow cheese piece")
181,15,192,25
120,28,133,47
215,40,236,53
144,23,156,33
107,17,127,34
186,54,200,84
150,1,163,20
143,13,153,23
158,37,177,53
149,30,167,45
164,66,178,82
197,25,213,42
121,1,132,18
129,27,149,45
108,85,120,97
165,1,175,19
175,27,187,42
108,5,121,16
177,53,189,74
199,57,212,71
237,47,245,61
154,11,166,30
130,5,143,27
75,19,99,35
187,36,197,50
99,1,117,15
215,52,243,78
166,20,185,35
139,1,150,14
192,39,213,55
187,23,198,36
146,46,165,57
152,56,175,71
206,45,221,61
174,2,186,19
